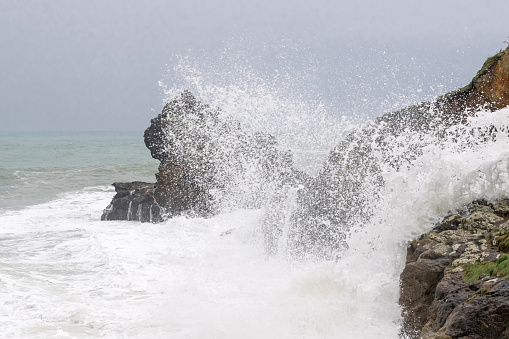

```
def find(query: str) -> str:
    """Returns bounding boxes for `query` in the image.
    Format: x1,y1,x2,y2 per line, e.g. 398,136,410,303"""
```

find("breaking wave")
2,42,509,338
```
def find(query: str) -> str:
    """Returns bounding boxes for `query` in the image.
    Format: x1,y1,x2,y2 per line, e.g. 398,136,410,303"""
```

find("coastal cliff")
395,48,509,338
288,47,509,259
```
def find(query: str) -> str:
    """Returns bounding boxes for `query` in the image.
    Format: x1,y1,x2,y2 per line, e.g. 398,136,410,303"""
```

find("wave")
2,110,509,338
3,43,509,337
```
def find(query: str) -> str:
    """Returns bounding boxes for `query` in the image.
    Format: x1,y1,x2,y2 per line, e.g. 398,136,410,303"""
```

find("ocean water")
2,107,509,338
3,35,509,338
0,132,159,211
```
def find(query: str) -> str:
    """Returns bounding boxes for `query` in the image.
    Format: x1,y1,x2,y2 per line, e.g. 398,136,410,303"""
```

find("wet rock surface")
102,91,307,222
397,49,509,336
291,47,509,259
101,182,161,222
400,199,509,339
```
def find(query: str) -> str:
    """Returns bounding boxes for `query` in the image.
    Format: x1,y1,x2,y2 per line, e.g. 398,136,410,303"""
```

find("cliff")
287,47,509,259
395,48,509,338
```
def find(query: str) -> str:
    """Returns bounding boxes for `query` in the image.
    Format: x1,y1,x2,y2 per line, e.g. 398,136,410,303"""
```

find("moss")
462,254,509,282
493,254,509,276
466,287,489,302
497,232,509,252
445,241,453,246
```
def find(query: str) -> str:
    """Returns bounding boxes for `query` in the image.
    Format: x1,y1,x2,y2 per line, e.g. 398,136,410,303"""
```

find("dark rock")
400,199,509,338
101,182,162,222
399,241,453,336
103,90,308,223
492,199,509,217
421,276,509,338
433,215,462,233
142,90,307,218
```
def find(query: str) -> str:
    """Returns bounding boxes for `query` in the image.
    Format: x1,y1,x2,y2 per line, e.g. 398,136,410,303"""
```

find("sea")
2,103,509,339
3,42,509,337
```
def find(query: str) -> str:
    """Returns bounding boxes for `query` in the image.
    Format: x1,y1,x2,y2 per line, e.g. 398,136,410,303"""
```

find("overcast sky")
1,0,508,131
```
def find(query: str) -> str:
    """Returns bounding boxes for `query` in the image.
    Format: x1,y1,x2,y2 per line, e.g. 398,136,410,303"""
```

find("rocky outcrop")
101,182,162,222
102,47,509,264
289,47,509,259
397,48,509,338
440,47,509,115
102,91,307,222
400,199,509,338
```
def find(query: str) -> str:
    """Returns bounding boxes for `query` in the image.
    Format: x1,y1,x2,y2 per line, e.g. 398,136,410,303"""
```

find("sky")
1,0,508,131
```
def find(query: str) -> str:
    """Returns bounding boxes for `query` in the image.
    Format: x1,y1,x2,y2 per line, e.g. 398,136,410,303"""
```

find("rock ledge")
400,199,509,339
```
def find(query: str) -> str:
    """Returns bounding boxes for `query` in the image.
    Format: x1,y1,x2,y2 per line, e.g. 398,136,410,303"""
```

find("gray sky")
1,0,508,131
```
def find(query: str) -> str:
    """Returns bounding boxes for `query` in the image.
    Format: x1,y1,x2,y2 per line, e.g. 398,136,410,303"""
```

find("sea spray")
157,45,509,336
2,112,509,339
3,44,509,338
159,46,356,176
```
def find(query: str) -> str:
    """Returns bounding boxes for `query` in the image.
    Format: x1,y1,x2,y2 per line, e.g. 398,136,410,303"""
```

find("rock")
101,182,162,222
493,199,509,216
461,211,505,231
103,90,307,223
433,215,462,233
421,276,509,339
144,90,306,217
288,47,509,259
400,245,453,336
399,200,509,338
143,90,239,217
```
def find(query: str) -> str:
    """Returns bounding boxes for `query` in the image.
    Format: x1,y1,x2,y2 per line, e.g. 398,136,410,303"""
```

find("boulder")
102,91,307,222
101,182,162,222
399,199,509,338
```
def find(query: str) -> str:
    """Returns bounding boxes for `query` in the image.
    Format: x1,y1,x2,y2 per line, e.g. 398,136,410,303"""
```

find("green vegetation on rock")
457,46,509,93
462,254,509,282
497,231,509,252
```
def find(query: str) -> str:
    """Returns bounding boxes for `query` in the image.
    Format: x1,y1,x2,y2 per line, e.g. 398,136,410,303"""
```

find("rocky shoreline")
102,46,509,337
399,199,509,338
396,47,509,338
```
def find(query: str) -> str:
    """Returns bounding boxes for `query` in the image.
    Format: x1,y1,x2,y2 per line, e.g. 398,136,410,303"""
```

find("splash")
159,41,357,175
156,41,509,262
155,46,509,335
88,40,509,337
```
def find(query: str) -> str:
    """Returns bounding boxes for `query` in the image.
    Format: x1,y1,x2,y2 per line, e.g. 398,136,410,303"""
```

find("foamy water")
1,108,509,338
0,187,398,338
3,37,509,338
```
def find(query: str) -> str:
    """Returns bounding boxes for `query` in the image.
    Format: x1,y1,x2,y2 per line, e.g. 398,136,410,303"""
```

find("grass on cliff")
462,254,509,282
497,232,509,252
451,45,509,95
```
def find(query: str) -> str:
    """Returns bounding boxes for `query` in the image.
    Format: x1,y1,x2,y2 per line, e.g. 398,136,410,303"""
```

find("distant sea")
0,132,158,211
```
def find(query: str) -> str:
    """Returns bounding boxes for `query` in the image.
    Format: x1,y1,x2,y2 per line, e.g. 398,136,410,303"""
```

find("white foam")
0,188,358,338
2,106,509,337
